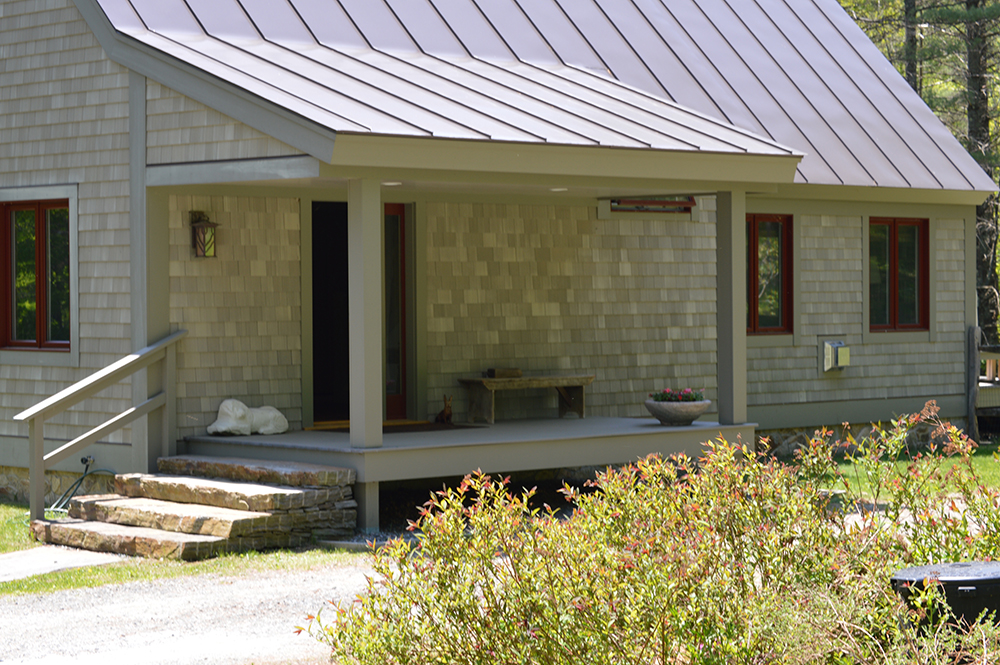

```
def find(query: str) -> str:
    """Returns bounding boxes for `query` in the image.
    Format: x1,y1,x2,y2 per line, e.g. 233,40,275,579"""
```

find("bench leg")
466,384,495,424
556,386,586,418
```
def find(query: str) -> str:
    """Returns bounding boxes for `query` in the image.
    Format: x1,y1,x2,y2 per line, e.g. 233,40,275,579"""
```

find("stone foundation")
0,465,116,506
760,417,970,459
157,455,355,487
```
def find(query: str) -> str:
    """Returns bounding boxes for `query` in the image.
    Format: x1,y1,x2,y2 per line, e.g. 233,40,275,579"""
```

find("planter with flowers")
644,388,710,426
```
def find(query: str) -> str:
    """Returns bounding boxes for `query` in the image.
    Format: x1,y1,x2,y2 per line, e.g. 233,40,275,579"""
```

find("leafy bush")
306,402,1000,664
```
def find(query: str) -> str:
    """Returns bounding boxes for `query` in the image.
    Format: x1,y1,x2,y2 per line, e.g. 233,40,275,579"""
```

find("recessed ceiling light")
550,187,568,192
382,181,402,186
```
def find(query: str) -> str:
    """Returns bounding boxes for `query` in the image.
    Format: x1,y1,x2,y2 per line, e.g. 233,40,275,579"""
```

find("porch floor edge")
181,417,757,484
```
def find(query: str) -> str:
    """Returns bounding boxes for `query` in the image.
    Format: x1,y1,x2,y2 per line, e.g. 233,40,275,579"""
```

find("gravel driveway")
0,561,372,664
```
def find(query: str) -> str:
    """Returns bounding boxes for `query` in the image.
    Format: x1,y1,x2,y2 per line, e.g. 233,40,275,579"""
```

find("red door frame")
385,204,407,420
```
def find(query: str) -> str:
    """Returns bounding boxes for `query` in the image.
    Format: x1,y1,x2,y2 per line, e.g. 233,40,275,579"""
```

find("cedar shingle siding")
146,82,303,165
0,0,132,443
168,193,303,439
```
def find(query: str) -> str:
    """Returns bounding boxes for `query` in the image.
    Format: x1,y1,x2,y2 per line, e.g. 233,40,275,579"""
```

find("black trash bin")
892,561,1000,625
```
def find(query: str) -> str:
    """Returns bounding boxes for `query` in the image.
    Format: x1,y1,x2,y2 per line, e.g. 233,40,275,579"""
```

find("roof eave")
772,182,996,206
327,134,802,187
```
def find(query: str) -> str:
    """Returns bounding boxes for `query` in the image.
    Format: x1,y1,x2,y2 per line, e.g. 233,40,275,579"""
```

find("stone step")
157,455,356,487
115,474,353,512
68,494,272,538
30,518,226,561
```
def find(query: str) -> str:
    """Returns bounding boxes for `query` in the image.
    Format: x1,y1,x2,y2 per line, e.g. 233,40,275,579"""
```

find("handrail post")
131,365,151,474
28,419,44,521
162,342,177,458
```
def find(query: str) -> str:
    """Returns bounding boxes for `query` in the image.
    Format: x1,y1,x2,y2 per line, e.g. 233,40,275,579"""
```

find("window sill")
747,334,794,348
0,347,79,368
863,329,931,345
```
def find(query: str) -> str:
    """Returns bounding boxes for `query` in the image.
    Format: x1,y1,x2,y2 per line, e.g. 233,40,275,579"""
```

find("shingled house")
1,0,994,531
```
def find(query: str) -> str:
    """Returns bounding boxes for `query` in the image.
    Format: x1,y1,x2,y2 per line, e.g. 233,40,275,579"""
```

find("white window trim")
0,184,80,368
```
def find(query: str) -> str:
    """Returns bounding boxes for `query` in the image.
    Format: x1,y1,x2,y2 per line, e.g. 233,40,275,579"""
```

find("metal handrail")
16,330,187,520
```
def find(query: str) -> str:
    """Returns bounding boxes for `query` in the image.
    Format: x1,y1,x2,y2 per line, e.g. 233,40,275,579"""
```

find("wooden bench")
458,374,595,424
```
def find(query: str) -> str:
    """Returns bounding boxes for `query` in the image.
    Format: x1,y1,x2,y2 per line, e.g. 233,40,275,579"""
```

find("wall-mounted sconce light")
190,211,218,258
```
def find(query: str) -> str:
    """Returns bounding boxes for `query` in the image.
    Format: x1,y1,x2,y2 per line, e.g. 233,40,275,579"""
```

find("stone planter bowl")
644,399,711,426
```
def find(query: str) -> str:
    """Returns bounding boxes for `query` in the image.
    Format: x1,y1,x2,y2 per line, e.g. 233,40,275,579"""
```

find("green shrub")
306,402,1000,664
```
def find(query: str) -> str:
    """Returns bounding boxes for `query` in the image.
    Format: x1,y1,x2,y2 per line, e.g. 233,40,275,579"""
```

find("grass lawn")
0,499,367,597
0,501,42,555
832,440,1000,494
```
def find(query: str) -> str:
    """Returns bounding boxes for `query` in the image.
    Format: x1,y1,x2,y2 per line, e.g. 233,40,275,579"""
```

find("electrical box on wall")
823,341,850,372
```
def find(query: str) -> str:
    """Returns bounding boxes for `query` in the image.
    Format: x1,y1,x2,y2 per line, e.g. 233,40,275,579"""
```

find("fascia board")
771,182,996,207
73,0,337,163
314,164,781,197
327,134,802,186
146,155,322,187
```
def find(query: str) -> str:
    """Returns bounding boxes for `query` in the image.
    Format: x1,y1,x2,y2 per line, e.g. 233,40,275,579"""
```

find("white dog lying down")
207,398,289,436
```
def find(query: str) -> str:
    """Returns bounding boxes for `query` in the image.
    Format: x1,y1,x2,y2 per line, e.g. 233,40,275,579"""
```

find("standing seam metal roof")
90,0,995,191
97,0,797,158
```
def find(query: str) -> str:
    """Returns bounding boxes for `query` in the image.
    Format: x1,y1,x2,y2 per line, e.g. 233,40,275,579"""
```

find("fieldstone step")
68,494,272,538
157,455,356,487
29,455,359,560
115,474,353,512
30,518,226,561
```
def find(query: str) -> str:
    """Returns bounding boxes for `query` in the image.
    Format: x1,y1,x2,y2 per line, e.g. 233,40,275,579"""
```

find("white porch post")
348,178,384,449
716,190,748,425
130,71,172,472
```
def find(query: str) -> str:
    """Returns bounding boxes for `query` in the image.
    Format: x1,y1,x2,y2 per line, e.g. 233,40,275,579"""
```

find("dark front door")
312,202,407,424
384,204,407,420
312,201,350,423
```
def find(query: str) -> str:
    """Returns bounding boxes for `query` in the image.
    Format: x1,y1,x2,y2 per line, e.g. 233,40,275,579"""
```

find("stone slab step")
68,494,272,538
115,474,351,512
30,518,225,561
157,455,356,487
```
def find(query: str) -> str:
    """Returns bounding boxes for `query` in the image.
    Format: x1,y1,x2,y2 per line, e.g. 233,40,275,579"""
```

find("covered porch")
137,151,780,532
122,65,802,533
181,417,755,531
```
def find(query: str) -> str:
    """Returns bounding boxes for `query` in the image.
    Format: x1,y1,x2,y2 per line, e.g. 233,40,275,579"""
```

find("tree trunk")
967,0,999,344
904,0,919,91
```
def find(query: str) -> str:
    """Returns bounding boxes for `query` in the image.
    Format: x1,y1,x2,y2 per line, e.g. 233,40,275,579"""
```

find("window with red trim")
1,200,71,349
747,214,793,334
869,217,929,332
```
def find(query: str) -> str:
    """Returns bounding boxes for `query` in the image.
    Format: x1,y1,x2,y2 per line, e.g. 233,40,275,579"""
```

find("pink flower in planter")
648,388,706,403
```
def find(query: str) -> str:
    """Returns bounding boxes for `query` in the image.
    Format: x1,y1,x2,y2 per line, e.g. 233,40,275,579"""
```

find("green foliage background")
839,0,1000,341
839,0,1000,160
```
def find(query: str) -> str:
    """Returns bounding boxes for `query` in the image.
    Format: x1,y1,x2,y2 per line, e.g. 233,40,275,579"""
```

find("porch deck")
182,417,755,484
182,417,754,532
979,380,1000,409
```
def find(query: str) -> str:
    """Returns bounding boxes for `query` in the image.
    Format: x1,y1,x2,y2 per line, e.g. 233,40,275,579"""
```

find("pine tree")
841,0,1000,343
